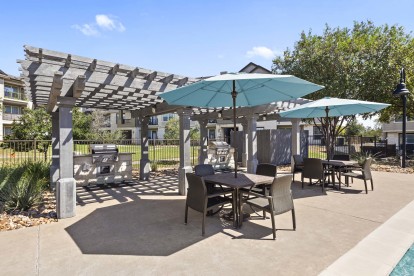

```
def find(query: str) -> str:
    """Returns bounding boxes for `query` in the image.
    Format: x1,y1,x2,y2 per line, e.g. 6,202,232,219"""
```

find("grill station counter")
74,144,133,186
207,141,235,169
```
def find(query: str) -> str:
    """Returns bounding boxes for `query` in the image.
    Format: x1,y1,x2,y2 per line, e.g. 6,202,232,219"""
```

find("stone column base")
178,166,193,195
140,159,151,180
56,178,76,219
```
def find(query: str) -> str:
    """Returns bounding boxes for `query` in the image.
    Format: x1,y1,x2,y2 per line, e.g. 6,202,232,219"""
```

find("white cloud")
246,46,276,60
95,14,125,32
73,14,125,36
72,24,100,36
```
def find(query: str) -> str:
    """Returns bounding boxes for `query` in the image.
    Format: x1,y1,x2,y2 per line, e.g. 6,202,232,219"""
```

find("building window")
208,129,216,140
3,127,12,137
148,130,157,139
4,105,23,114
163,114,175,122
4,85,24,100
313,126,323,139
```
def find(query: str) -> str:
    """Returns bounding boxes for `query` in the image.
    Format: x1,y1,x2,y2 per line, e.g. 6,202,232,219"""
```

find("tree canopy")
164,117,200,140
273,21,414,122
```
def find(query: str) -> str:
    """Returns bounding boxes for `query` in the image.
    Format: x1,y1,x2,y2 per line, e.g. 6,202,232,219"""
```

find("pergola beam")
47,71,63,113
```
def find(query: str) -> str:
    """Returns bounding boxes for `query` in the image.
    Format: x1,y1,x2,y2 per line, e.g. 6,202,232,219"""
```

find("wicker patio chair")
301,158,330,192
292,155,304,182
240,174,296,240
185,173,232,236
342,158,373,194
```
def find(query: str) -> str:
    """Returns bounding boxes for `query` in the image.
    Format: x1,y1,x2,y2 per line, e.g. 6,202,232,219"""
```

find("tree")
88,109,123,142
344,120,365,136
9,107,51,160
164,117,200,140
73,108,93,140
273,21,414,155
273,21,414,121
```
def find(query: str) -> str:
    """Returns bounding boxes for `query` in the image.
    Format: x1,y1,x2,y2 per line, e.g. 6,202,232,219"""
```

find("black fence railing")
0,139,200,170
306,135,396,159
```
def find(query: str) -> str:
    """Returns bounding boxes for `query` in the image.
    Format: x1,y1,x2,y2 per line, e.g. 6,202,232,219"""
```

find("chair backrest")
302,158,323,179
194,164,215,177
293,155,304,166
362,158,373,180
186,173,207,212
332,154,350,161
270,174,294,215
256,163,277,177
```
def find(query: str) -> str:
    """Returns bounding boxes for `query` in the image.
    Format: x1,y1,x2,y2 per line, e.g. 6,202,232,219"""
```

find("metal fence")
306,135,396,159
0,139,200,170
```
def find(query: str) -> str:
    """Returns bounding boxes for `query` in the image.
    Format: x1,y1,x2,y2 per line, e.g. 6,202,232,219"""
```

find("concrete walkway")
0,171,413,275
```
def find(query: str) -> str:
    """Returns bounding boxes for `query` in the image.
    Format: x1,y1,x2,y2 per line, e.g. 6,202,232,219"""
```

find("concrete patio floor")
0,171,413,275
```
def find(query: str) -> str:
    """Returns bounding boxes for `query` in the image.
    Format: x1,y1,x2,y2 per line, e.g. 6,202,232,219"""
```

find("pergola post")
246,114,258,173
291,119,301,170
50,111,60,190
139,116,151,180
56,97,77,219
198,119,208,164
241,119,248,167
178,109,192,195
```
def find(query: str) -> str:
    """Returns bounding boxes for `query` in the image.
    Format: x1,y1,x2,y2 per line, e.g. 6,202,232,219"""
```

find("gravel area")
0,191,57,232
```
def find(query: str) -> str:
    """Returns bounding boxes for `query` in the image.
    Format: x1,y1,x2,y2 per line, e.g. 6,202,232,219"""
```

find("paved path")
0,171,413,275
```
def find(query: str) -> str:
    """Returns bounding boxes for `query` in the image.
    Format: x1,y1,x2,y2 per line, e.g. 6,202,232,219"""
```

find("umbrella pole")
232,80,238,178
325,106,330,161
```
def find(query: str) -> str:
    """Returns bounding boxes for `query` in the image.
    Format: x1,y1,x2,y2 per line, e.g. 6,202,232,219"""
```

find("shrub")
0,161,49,212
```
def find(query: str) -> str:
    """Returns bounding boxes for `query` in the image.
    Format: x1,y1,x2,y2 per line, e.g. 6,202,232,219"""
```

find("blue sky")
1,0,414,79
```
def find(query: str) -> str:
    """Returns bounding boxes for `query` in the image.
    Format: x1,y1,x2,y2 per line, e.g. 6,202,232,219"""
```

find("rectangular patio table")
322,160,359,190
203,173,274,228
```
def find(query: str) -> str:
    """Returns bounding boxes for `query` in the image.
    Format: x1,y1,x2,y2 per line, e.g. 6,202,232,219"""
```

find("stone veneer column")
50,111,60,190
198,119,208,165
56,97,76,219
246,115,258,173
178,109,192,195
139,116,150,180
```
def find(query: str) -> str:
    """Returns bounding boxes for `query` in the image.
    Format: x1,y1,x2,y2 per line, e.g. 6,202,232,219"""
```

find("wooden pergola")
19,45,307,218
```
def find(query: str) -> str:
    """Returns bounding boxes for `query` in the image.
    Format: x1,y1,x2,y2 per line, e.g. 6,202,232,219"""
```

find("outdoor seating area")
0,169,412,275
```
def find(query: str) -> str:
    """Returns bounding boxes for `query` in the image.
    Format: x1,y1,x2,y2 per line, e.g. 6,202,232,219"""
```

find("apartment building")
382,118,414,155
0,69,31,140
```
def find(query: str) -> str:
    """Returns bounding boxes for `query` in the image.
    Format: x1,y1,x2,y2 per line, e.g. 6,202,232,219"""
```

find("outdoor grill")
90,144,119,164
90,144,119,176
207,141,234,169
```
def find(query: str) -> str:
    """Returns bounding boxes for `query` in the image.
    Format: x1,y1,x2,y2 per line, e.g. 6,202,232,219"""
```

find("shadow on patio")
76,172,179,206
65,196,275,256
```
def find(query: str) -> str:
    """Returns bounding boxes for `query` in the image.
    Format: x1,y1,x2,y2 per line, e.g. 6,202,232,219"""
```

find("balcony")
4,92,27,101
3,113,23,121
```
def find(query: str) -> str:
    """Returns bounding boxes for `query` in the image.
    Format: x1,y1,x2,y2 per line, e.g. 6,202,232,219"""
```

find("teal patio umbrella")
279,97,390,159
160,73,324,177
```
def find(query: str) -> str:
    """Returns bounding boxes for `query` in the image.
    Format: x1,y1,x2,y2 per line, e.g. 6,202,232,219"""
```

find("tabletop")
322,160,358,167
203,173,274,189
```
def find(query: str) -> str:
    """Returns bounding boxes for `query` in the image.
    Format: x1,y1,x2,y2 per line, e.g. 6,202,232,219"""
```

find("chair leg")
263,210,266,219
301,176,304,189
202,210,206,236
364,179,368,194
371,179,374,191
270,212,276,240
293,172,295,182
322,178,325,193
291,209,296,230
184,204,188,224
